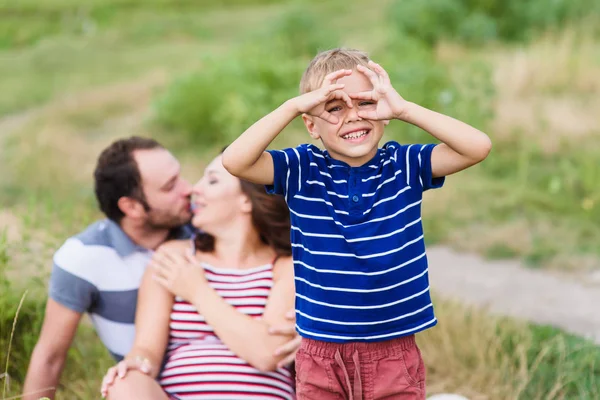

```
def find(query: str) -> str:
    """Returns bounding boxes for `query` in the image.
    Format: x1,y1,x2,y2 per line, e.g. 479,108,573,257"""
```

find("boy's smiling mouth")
341,128,371,142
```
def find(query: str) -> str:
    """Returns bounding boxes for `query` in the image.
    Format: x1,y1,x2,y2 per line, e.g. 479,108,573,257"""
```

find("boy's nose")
345,105,362,123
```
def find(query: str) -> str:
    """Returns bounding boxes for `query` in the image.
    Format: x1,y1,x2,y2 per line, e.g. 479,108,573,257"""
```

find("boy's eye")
359,101,375,106
327,106,342,112
209,180,218,185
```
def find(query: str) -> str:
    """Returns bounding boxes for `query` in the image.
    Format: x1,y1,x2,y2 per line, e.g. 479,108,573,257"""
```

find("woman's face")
191,155,251,232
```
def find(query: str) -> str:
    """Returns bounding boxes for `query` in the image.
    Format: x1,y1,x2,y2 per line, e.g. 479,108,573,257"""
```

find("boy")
222,48,491,399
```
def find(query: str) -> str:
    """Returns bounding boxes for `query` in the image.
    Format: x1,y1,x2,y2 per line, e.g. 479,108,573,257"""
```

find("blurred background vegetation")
1,0,599,398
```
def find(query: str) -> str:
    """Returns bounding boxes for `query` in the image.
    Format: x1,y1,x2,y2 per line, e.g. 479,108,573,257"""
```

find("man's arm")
120,266,173,377
22,299,82,400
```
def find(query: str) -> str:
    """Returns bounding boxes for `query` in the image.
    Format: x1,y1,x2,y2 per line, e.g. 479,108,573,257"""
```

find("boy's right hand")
292,69,353,124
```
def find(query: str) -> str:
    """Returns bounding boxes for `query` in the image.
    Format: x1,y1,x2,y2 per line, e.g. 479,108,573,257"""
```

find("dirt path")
428,246,600,344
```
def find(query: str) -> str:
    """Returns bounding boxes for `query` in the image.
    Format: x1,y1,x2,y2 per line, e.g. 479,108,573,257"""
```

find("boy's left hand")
350,61,410,121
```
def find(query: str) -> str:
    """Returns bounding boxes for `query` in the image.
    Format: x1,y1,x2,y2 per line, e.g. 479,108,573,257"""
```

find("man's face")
133,148,192,230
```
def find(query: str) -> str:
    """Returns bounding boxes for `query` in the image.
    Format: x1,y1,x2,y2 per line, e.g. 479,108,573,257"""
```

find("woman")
101,154,297,399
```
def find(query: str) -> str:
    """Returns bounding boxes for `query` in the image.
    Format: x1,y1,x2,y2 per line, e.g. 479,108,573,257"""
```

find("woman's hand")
151,246,207,302
269,309,302,368
100,356,152,397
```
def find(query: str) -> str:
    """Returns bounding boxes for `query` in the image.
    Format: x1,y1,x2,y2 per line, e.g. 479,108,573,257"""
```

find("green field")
1,0,600,398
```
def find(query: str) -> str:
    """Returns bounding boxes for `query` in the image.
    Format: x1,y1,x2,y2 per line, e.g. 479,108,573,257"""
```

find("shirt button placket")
349,170,360,212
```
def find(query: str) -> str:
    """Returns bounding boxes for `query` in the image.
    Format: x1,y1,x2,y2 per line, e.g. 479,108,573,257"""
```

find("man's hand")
268,309,301,369
350,60,410,121
292,69,354,124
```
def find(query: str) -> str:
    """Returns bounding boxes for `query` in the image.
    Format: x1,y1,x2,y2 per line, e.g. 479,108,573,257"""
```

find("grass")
422,298,600,399
0,0,292,116
1,0,599,398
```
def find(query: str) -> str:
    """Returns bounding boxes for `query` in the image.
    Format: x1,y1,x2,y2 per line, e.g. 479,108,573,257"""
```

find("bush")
388,0,467,47
263,6,340,59
154,48,304,147
373,35,494,143
481,135,600,223
389,0,600,47
153,7,341,147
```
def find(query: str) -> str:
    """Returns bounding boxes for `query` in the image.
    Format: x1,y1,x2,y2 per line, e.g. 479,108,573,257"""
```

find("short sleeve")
48,242,97,314
265,146,309,201
402,143,445,191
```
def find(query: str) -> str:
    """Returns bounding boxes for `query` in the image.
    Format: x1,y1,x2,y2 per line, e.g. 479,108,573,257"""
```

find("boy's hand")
350,61,410,121
293,69,354,124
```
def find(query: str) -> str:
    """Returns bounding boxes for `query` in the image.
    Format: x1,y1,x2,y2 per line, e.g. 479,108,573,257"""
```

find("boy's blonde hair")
299,48,371,94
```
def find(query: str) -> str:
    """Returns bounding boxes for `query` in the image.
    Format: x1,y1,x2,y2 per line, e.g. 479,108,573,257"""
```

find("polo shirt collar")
104,219,144,257
322,147,384,172
104,219,195,257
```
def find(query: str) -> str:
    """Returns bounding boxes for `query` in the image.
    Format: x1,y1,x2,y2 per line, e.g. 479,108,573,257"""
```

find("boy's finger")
323,83,345,96
322,69,352,86
342,91,353,108
318,111,339,125
369,61,391,84
285,309,295,319
357,110,379,120
356,64,379,85
349,91,375,100
332,90,353,108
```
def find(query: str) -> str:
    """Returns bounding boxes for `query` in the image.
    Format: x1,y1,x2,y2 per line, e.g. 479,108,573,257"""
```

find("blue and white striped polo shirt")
49,219,192,360
267,141,445,343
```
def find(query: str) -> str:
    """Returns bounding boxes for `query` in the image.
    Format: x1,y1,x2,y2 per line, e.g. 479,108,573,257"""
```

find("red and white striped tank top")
158,260,296,400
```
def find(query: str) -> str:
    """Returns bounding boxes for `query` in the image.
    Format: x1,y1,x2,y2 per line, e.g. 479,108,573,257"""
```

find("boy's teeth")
344,130,367,139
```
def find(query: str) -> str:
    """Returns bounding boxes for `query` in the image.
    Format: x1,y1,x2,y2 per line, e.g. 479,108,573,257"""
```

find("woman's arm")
152,248,296,372
124,265,174,378
190,256,295,371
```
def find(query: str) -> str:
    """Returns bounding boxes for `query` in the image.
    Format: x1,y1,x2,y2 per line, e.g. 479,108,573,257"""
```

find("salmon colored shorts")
295,335,426,400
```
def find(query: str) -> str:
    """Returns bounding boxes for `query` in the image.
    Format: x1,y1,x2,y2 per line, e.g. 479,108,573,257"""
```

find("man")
22,136,300,399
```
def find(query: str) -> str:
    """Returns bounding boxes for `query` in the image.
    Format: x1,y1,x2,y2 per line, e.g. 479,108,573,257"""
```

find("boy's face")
302,70,386,167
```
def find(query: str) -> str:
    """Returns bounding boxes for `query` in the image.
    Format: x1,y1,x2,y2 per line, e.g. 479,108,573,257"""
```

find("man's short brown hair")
94,136,163,222
299,48,371,94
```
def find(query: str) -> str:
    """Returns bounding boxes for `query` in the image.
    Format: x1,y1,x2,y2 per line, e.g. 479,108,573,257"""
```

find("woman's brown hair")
194,179,292,257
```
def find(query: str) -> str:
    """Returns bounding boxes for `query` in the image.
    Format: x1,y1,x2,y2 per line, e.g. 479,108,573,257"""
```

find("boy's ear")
302,114,321,140
383,119,390,126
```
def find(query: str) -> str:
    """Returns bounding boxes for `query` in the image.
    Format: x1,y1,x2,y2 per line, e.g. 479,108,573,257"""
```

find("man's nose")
181,179,193,196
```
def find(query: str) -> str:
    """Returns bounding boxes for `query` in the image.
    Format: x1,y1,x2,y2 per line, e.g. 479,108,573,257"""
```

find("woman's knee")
106,370,166,400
